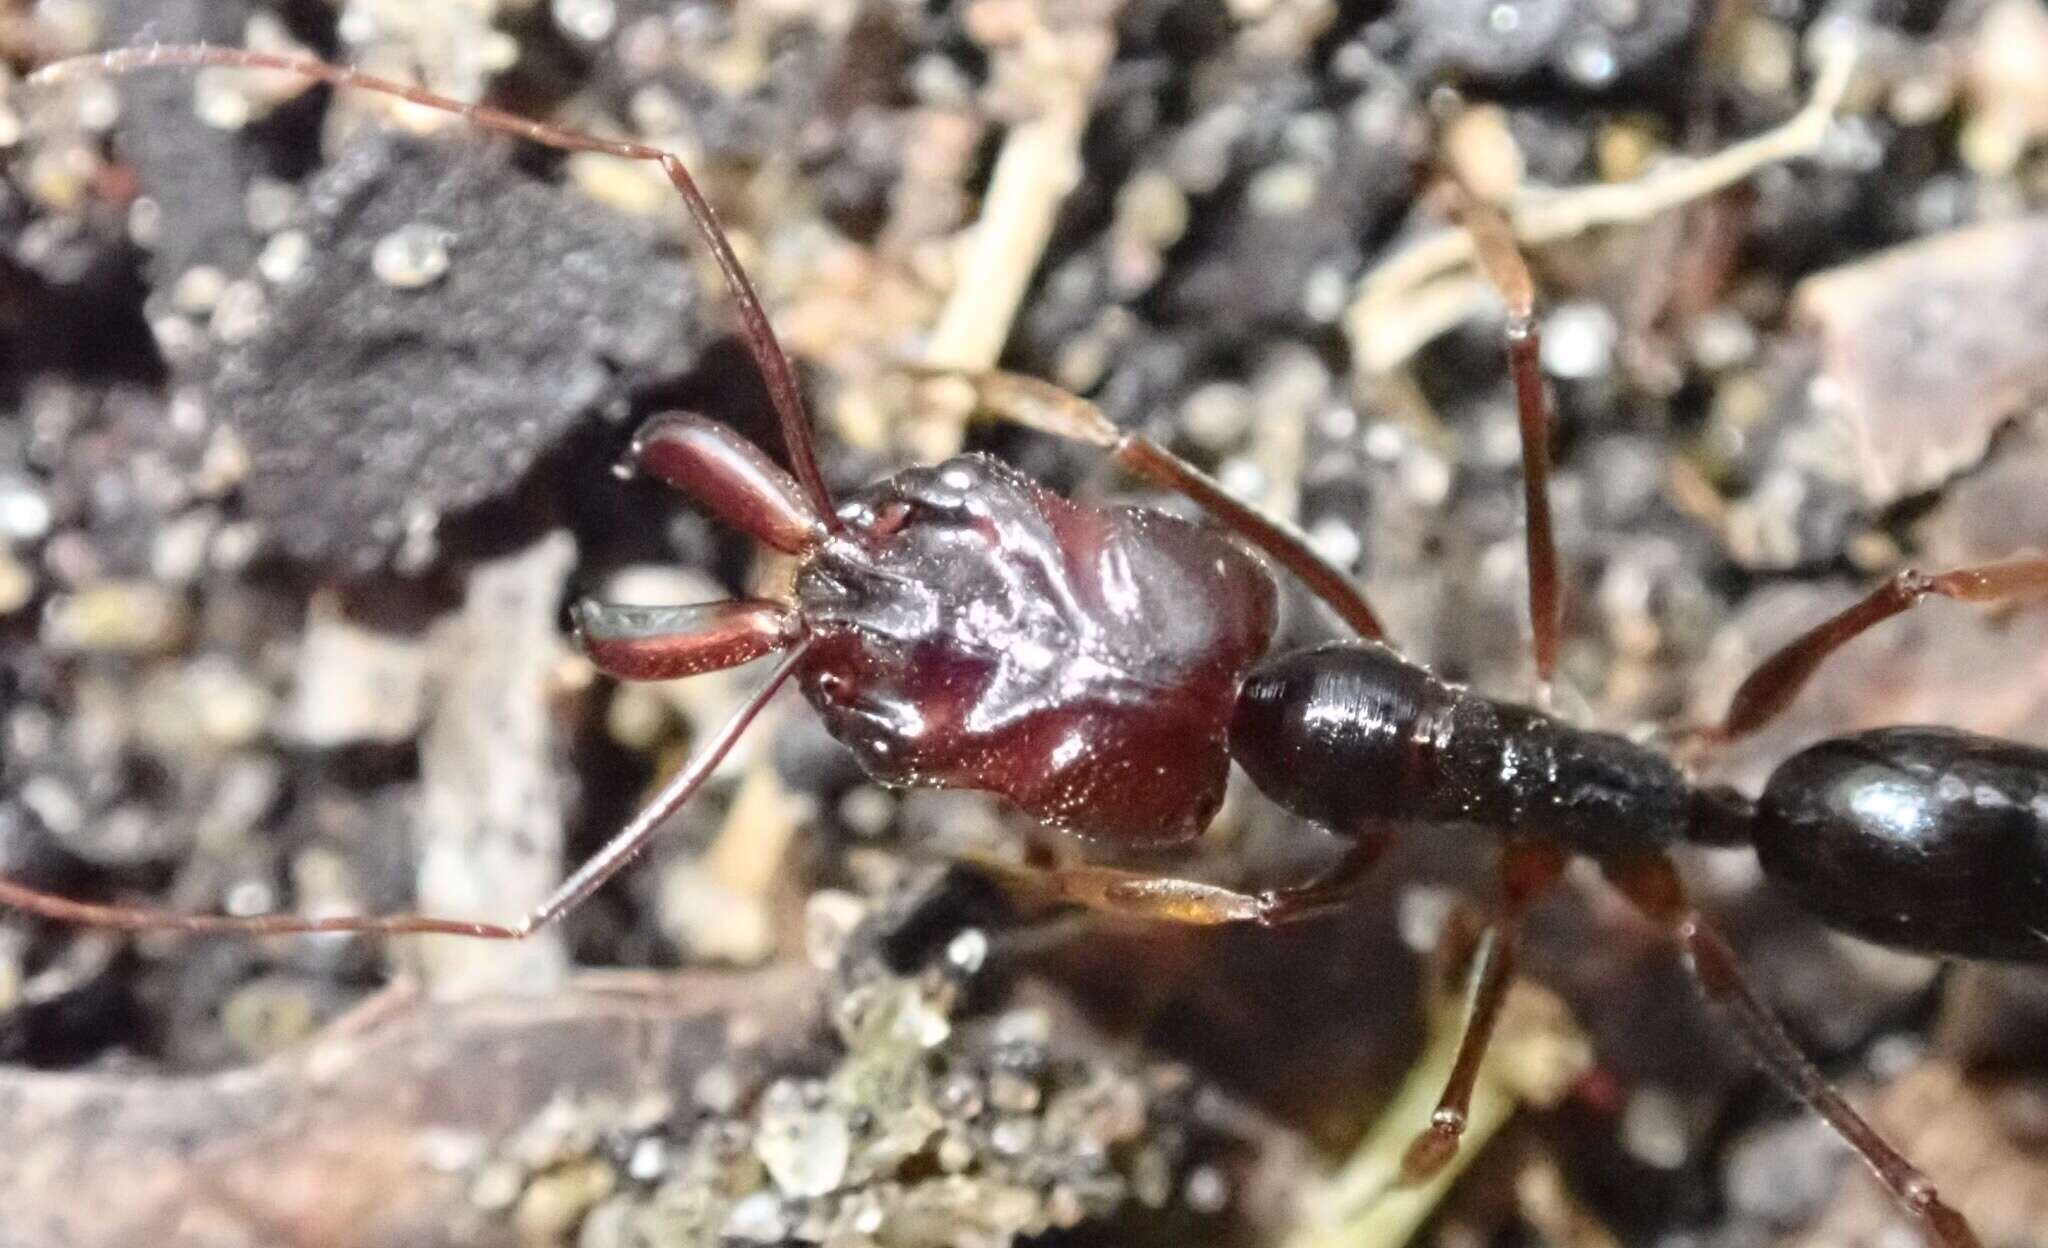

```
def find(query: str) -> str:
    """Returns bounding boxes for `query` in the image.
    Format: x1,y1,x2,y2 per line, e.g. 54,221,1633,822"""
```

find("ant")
8,43,2048,1248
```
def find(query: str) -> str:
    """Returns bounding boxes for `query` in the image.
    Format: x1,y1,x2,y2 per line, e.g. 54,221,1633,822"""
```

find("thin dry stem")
1348,35,1862,374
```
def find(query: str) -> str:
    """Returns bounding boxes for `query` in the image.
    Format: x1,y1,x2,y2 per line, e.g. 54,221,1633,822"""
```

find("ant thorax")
793,454,1276,845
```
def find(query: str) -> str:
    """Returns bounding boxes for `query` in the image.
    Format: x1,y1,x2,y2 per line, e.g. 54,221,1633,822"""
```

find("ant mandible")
9,44,2048,1248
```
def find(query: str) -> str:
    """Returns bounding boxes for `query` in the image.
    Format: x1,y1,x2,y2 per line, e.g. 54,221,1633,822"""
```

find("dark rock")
103,0,270,283
1390,0,1704,90
203,133,706,572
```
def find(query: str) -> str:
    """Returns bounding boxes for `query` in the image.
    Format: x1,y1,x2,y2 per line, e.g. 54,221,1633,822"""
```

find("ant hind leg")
1398,839,1567,1183
1606,854,1983,1248
1446,189,1563,692
1698,559,2048,747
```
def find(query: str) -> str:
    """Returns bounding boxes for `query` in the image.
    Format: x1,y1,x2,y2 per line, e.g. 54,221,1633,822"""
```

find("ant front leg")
962,827,1392,928
1606,855,1984,1248
1399,840,1567,1183
1697,559,2048,747
916,368,1388,641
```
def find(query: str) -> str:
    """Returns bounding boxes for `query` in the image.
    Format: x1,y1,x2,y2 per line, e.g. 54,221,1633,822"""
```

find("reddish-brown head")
793,454,1276,845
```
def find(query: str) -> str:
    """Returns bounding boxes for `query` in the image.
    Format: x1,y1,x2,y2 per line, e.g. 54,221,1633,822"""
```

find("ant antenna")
25,44,842,529
0,641,813,938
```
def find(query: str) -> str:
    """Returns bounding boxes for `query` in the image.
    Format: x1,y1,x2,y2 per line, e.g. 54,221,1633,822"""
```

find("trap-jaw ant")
7,44,2048,1248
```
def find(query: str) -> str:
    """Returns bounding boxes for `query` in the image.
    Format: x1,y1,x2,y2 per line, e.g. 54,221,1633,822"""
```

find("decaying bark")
0,968,817,1248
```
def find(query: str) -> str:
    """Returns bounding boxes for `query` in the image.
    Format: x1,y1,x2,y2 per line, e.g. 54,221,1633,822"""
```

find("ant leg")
25,46,840,530
917,368,1388,641
1400,840,1567,1182
0,644,810,940
1701,558,2048,745
1452,192,1562,688
1607,855,1983,1248
964,827,1392,928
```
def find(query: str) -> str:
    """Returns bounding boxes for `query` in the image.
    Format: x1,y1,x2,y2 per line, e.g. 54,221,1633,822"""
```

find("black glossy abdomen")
1231,643,1689,856
1755,727,2048,962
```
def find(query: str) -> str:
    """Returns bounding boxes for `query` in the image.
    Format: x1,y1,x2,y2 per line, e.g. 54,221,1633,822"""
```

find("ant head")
792,454,1277,846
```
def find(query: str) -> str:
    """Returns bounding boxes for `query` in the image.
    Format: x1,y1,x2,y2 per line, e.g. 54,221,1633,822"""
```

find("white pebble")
372,223,454,289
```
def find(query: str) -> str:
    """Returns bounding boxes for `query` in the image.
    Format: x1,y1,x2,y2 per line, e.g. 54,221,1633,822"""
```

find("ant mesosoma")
9,44,2048,1248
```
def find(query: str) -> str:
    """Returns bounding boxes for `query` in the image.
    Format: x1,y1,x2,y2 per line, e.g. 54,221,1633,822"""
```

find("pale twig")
923,100,1094,372
1347,37,1863,374
923,13,1121,376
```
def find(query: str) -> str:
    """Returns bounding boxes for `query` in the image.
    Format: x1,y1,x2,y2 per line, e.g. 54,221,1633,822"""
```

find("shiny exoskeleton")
795,455,1274,846
9,43,2044,1248
1234,644,2048,963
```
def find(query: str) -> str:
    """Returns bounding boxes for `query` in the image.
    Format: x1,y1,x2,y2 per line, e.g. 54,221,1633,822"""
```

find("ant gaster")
10,45,2048,1248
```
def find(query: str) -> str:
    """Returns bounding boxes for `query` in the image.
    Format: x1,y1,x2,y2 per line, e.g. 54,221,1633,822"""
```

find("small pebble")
220,979,318,1057
170,265,228,315
694,1064,741,1115
988,1116,1037,1155
552,0,619,43
210,278,271,344
0,474,51,542
755,1081,851,1197
136,656,274,754
988,1071,1041,1114
659,860,776,966
626,1137,669,1182
470,1162,525,1212
722,1191,789,1242
1541,302,1618,381
1722,1114,1849,1227
278,596,430,747
804,890,870,971
0,932,23,1013
944,928,989,975
1184,1165,1230,1214
258,230,312,284
837,785,896,838
513,1159,617,1245
1620,1086,1692,1170
371,223,455,289
0,549,32,615
1181,382,1254,452
40,582,188,654
416,1129,487,1174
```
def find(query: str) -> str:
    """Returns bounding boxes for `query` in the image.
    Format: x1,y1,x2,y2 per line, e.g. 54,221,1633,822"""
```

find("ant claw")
1398,1116,1464,1185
